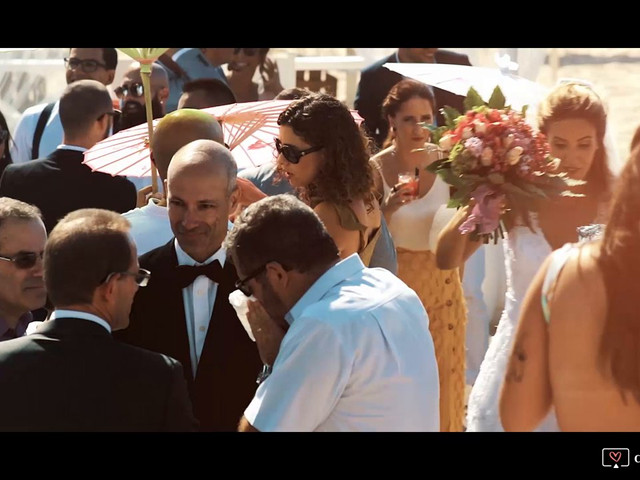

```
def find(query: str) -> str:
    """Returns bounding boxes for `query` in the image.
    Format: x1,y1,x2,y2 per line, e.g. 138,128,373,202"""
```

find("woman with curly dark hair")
276,93,382,264
370,78,467,432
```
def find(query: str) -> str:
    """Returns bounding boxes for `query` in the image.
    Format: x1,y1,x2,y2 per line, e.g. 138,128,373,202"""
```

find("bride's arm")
435,204,483,270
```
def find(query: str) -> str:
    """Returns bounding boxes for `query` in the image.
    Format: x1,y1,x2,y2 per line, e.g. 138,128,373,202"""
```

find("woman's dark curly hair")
277,93,375,206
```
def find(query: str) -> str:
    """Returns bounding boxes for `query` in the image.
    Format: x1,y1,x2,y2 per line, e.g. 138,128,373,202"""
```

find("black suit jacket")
0,317,197,432
355,50,472,148
0,148,137,233
114,240,262,431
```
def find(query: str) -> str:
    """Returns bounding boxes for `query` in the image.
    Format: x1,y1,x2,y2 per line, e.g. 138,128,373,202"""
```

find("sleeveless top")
541,243,576,323
331,203,382,267
379,170,450,251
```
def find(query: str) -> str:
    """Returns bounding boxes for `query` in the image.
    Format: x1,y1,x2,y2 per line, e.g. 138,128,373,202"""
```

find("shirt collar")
0,311,33,338
285,254,364,326
49,309,111,333
174,239,227,268
56,145,88,153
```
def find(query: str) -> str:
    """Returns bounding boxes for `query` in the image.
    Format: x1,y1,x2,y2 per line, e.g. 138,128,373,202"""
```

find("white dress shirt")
49,309,112,333
123,198,174,255
174,240,227,378
10,100,63,163
244,254,440,432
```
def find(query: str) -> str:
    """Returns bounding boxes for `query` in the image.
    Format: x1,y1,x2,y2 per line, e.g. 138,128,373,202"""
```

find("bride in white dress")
435,81,618,432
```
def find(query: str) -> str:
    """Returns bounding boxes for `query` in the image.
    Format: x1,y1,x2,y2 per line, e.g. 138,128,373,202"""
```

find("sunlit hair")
597,142,640,404
277,92,375,206
381,79,436,150
537,82,612,202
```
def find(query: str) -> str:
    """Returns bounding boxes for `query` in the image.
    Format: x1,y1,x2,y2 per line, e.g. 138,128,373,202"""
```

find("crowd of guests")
0,47,638,432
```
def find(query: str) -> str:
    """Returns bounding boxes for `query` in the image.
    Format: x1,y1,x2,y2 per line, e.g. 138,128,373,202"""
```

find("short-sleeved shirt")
244,254,440,431
166,49,229,113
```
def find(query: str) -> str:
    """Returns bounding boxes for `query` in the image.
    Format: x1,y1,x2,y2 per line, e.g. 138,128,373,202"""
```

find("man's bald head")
122,62,169,92
168,139,237,196
151,109,225,180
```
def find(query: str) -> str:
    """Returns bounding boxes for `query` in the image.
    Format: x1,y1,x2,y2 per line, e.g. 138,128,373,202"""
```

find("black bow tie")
175,261,224,288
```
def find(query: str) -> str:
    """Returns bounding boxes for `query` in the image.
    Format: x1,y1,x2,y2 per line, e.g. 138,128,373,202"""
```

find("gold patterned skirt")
397,247,467,432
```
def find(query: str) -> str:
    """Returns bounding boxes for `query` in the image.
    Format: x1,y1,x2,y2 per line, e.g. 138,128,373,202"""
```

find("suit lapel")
140,241,195,380
194,260,239,380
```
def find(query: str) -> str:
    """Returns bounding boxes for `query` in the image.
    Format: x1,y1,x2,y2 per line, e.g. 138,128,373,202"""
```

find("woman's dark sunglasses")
114,83,144,99
0,251,43,270
274,138,323,164
64,57,108,73
0,129,8,143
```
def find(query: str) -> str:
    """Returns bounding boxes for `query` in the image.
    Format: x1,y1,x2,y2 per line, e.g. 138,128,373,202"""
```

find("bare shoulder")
551,241,606,325
313,201,340,226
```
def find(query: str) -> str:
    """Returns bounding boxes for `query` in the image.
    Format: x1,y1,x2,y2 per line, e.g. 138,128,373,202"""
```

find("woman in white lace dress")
435,82,617,431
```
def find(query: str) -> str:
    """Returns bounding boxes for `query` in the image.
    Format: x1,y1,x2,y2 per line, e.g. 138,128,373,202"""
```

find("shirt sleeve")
244,317,351,431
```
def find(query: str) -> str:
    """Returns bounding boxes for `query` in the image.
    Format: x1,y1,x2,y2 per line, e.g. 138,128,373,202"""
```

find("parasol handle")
140,67,158,194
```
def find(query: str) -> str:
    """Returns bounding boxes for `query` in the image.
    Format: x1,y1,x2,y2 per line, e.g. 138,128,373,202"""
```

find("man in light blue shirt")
165,48,234,113
226,195,440,432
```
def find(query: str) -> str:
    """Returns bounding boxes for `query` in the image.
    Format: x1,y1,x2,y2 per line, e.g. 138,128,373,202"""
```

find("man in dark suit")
0,198,47,341
115,139,262,431
0,79,137,233
0,208,197,431
355,48,472,148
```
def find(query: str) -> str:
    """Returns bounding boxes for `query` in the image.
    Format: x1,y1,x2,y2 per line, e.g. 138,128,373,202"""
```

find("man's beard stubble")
117,96,164,131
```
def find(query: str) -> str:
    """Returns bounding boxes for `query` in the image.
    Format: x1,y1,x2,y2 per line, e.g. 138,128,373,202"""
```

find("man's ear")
106,69,115,86
228,185,240,213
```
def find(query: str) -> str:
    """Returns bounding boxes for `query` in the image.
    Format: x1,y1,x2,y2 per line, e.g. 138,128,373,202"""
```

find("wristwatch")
256,364,272,385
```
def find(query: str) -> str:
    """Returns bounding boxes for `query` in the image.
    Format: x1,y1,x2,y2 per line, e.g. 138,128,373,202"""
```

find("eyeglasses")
114,83,144,99
97,110,118,121
103,268,151,287
64,57,108,73
0,251,44,270
234,48,258,56
235,264,268,297
274,138,323,165
0,129,8,143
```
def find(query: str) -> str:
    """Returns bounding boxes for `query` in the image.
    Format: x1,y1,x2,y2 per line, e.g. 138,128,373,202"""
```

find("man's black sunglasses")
0,251,44,270
274,138,323,164
114,83,144,99
235,264,268,297
64,57,108,73
102,268,151,287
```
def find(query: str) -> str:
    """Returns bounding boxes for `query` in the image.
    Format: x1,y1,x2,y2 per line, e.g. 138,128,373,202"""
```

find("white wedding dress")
466,217,560,432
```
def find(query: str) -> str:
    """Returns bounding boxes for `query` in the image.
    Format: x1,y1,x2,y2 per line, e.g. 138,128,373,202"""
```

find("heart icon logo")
610,451,622,463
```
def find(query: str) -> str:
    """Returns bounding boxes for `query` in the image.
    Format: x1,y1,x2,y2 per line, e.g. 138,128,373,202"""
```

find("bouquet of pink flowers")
426,86,581,242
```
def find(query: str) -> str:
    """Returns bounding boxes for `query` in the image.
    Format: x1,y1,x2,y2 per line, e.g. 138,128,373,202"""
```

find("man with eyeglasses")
0,79,137,233
0,208,198,431
10,48,118,164
0,198,47,342
116,139,262,431
226,195,440,432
